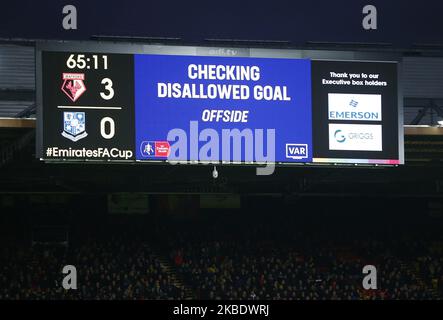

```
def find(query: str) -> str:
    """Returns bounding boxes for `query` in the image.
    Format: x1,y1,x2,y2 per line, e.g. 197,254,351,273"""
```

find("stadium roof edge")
404,125,443,136
0,117,35,128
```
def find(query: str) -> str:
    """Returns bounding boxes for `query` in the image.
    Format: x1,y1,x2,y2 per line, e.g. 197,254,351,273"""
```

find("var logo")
286,144,308,160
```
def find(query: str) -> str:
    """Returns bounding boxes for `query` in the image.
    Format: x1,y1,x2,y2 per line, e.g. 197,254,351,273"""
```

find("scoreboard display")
36,43,403,166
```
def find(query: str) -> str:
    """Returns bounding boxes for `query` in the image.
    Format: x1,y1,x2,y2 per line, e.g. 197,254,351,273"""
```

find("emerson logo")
286,144,308,160
328,93,382,122
349,99,359,108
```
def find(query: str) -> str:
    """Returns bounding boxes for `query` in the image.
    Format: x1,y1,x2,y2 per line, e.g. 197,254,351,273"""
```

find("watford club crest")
61,73,86,102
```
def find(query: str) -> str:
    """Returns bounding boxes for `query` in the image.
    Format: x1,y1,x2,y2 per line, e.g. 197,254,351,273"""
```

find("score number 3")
100,78,114,100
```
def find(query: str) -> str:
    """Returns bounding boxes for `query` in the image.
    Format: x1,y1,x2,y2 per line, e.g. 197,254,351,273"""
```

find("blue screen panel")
134,54,312,163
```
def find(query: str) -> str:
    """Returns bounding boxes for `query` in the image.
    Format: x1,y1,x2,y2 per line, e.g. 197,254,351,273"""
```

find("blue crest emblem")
140,141,156,157
62,112,88,142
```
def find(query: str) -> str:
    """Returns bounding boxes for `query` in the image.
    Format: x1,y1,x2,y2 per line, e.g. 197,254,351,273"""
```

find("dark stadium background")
1,142,443,299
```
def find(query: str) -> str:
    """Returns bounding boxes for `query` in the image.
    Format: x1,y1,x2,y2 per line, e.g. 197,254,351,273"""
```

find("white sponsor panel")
329,124,382,151
328,93,382,121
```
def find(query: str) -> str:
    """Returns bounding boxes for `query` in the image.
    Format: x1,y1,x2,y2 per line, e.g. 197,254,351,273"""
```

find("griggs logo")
334,129,346,143
334,129,375,143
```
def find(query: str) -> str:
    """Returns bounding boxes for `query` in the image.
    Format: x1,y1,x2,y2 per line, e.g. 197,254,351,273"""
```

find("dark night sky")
0,0,442,47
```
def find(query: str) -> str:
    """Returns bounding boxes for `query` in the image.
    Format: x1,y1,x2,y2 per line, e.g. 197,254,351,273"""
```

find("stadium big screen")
36,42,403,165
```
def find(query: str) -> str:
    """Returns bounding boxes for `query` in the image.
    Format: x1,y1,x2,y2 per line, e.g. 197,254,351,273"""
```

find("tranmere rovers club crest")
62,112,88,142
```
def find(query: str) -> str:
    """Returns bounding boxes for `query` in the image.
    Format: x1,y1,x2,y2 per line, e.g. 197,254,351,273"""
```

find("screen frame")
36,41,404,167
